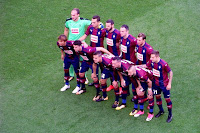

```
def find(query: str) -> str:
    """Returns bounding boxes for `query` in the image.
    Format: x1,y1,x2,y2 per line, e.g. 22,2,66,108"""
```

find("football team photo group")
57,8,173,123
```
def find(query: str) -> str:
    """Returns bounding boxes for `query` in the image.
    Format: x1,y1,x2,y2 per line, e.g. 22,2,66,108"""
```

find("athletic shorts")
79,61,98,74
64,56,79,73
152,82,170,98
101,68,113,80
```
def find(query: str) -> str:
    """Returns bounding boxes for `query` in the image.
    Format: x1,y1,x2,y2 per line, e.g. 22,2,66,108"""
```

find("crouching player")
127,65,154,121
147,50,173,123
92,51,114,102
112,56,134,110
73,40,112,97
57,34,80,92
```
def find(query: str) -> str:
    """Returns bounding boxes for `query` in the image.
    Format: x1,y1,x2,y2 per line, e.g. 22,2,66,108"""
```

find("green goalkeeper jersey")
65,17,91,40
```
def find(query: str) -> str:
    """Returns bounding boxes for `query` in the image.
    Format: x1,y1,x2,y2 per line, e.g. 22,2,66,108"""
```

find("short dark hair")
72,8,80,14
112,56,121,62
73,40,82,46
106,19,114,25
93,51,103,56
58,34,67,41
92,15,100,22
138,33,146,40
121,24,129,30
151,50,160,56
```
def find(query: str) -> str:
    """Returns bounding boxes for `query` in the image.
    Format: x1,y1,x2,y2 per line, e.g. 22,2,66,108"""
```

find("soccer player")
104,19,121,91
112,56,134,110
79,15,106,48
64,8,91,84
146,50,173,123
73,40,113,97
120,24,137,64
120,24,137,97
57,35,80,92
92,51,114,102
127,65,154,121
79,15,106,86
135,33,153,67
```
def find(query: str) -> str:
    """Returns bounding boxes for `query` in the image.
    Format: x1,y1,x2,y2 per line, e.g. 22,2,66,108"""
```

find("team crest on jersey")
71,28,79,34
127,41,129,45
113,35,115,38
159,66,161,69
107,38,113,46
98,31,100,35
91,35,98,43
143,49,145,53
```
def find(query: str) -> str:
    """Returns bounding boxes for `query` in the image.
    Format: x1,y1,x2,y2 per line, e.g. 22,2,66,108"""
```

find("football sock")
148,98,154,114
101,83,107,98
166,98,172,115
156,95,164,112
138,95,145,111
114,87,119,102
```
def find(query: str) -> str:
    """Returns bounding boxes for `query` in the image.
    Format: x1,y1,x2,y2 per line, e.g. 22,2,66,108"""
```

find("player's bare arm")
79,34,88,41
166,70,173,90
64,27,69,37
91,63,98,79
96,47,113,56
60,50,64,61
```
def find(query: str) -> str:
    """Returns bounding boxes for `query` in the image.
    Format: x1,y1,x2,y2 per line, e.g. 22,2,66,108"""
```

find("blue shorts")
79,61,98,74
64,56,79,73
152,82,170,98
101,68,113,80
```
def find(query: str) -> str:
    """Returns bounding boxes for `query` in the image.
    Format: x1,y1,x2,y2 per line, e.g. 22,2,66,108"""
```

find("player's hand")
121,79,126,88
61,54,64,61
166,84,171,90
82,42,88,47
112,81,118,88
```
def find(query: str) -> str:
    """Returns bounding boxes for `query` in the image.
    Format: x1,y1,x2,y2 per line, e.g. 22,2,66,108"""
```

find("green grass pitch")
0,0,199,132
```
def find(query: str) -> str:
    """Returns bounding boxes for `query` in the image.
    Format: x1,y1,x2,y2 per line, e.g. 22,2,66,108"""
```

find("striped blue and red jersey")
135,42,153,65
146,59,171,87
134,67,151,82
120,34,137,64
113,59,134,80
105,29,121,56
85,25,106,47
77,46,96,65
57,41,78,59
100,54,113,71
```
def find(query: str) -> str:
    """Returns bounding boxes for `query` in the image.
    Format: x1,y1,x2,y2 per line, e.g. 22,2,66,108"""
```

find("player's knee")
100,79,106,84
136,88,144,96
155,94,161,99
92,77,98,82
79,73,85,78
147,93,153,99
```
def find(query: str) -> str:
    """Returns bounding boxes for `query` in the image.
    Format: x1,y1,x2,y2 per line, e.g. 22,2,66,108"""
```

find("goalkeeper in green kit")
64,8,91,92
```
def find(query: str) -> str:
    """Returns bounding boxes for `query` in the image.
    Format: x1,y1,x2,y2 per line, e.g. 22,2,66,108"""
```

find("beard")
107,27,113,32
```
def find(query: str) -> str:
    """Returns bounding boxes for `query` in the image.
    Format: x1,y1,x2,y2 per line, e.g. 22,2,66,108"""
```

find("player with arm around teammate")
73,40,113,98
